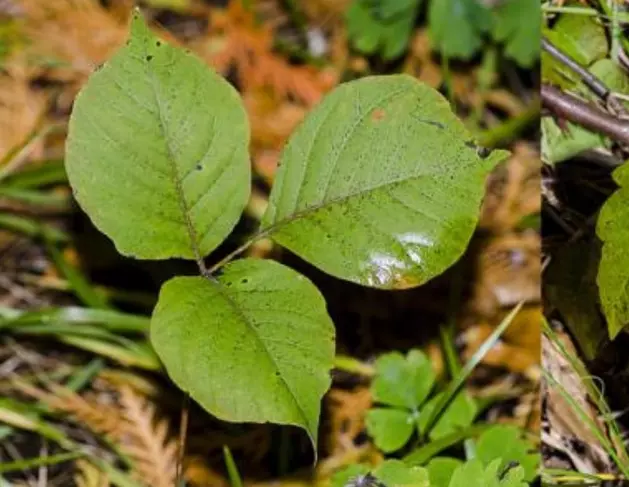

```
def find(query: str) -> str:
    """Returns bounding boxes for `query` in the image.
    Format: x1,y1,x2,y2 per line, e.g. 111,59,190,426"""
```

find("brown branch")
542,38,608,100
542,37,626,116
541,84,629,145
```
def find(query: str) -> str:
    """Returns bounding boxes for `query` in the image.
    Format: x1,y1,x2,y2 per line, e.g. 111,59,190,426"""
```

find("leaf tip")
129,7,151,41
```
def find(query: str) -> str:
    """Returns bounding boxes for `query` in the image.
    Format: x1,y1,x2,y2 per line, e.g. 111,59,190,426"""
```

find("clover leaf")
366,408,416,453
427,457,463,487
331,460,429,487
374,460,430,486
366,350,436,452
476,425,540,481
448,459,527,487
372,350,436,409
330,464,370,487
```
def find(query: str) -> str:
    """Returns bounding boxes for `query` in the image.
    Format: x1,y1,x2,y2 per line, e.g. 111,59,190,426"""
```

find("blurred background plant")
541,0,629,483
0,0,539,485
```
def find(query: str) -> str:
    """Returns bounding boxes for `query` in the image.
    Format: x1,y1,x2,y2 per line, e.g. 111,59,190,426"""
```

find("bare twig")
542,37,609,100
542,37,626,115
541,84,629,144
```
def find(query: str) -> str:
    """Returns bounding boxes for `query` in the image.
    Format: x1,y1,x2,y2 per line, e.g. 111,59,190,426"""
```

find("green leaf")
150,258,335,450
596,163,629,338
347,2,381,54
417,391,477,440
261,75,508,289
476,425,539,482
541,116,606,165
429,0,493,60
373,460,430,487
346,0,421,60
381,15,417,60
541,12,608,88
587,59,629,102
371,350,435,409
544,238,607,360
551,11,609,66
542,14,608,90
331,461,429,487
403,424,493,465
379,0,419,19
492,0,540,67
448,459,527,487
65,11,250,261
366,408,415,453
427,457,463,487
330,464,371,487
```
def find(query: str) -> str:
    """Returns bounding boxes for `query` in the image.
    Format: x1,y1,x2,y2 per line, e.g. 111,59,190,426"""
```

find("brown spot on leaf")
391,274,423,290
371,108,386,121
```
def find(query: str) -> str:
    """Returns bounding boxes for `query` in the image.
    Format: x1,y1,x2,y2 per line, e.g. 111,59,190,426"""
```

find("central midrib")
212,279,313,432
262,171,458,236
144,51,202,262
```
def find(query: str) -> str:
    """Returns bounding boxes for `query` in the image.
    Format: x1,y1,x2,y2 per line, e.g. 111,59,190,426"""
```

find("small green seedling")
333,460,430,487
361,349,539,484
334,458,529,487
64,10,508,457
365,349,477,452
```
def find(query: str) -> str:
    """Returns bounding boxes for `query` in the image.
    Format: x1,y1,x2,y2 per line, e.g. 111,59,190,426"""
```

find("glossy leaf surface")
262,75,508,289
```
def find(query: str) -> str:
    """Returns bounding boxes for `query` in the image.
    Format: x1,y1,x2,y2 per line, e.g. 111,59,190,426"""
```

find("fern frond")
74,459,110,487
119,386,178,487
14,381,124,438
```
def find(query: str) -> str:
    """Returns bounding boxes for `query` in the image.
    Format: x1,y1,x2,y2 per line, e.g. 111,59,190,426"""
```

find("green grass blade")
543,319,629,471
223,445,244,487
0,159,66,188
0,398,75,450
0,307,149,333
0,451,84,474
403,423,492,465
46,241,110,309
0,214,68,242
422,302,523,436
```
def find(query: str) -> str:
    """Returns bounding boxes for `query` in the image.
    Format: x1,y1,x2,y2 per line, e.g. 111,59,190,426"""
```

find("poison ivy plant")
151,259,334,443
365,350,477,452
65,10,508,456
66,13,250,262
261,76,508,289
596,163,629,339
